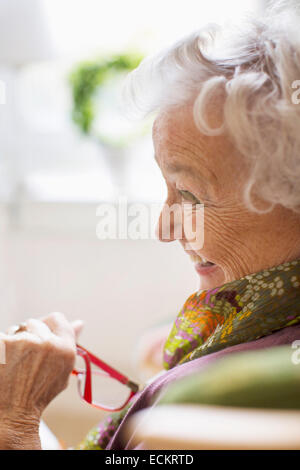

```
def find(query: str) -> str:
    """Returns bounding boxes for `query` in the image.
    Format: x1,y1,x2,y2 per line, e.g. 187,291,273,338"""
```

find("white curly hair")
124,1,300,213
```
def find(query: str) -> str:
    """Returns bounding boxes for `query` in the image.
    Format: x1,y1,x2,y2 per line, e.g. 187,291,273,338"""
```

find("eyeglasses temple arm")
127,380,139,394
76,344,139,391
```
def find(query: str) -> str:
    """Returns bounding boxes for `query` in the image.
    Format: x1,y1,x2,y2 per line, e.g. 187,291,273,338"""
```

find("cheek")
182,207,205,250
201,215,226,259
199,207,258,279
197,209,243,263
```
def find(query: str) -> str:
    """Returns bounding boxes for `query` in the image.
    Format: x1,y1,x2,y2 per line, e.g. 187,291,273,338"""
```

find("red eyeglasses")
72,344,139,412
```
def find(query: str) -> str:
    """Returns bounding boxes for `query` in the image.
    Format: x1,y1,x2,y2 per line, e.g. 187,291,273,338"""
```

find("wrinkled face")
154,103,300,290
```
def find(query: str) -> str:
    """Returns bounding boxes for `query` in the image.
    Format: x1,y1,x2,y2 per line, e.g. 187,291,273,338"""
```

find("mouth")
188,253,217,275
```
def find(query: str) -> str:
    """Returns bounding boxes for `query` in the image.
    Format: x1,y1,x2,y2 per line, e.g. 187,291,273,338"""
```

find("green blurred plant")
69,53,143,136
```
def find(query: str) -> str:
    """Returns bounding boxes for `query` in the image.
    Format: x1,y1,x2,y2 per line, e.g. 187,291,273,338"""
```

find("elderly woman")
1,9,300,450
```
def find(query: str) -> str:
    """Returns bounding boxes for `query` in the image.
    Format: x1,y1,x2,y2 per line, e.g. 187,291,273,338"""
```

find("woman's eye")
178,190,202,204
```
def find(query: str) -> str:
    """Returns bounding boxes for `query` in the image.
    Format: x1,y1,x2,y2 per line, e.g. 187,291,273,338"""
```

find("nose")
155,203,183,243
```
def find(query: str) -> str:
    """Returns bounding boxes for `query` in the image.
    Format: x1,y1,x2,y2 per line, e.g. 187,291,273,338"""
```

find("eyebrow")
154,153,193,174
165,160,212,186
166,157,222,199
164,161,191,174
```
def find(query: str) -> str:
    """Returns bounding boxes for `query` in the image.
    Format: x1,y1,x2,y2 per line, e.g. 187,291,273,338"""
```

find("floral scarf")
163,259,300,369
79,259,300,450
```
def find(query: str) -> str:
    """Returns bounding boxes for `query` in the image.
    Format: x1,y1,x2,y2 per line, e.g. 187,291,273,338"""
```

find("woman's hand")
0,312,81,449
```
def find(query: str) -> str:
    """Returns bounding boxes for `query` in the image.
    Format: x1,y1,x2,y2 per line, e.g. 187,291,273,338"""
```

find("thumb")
71,320,84,341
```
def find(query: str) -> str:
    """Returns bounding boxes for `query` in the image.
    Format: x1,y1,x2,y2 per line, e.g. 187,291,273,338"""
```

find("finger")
71,320,84,341
26,318,53,341
42,312,75,344
6,324,23,335
1,330,42,344
4,323,42,343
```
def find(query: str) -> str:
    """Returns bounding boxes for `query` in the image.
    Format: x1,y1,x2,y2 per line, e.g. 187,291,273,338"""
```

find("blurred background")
0,0,264,447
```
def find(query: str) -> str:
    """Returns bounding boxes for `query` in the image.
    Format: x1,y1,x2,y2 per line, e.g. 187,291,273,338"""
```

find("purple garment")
107,324,300,450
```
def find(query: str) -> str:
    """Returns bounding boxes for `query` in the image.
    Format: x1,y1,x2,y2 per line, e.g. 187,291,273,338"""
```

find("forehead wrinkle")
153,109,221,189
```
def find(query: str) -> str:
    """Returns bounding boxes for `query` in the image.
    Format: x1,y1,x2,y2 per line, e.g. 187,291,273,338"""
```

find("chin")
195,264,225,290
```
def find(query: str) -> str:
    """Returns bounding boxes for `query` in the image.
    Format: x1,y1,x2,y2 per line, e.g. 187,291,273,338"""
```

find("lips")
186,251,217,275
194,261,217,276
197,255,214,267
199,260,215,267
